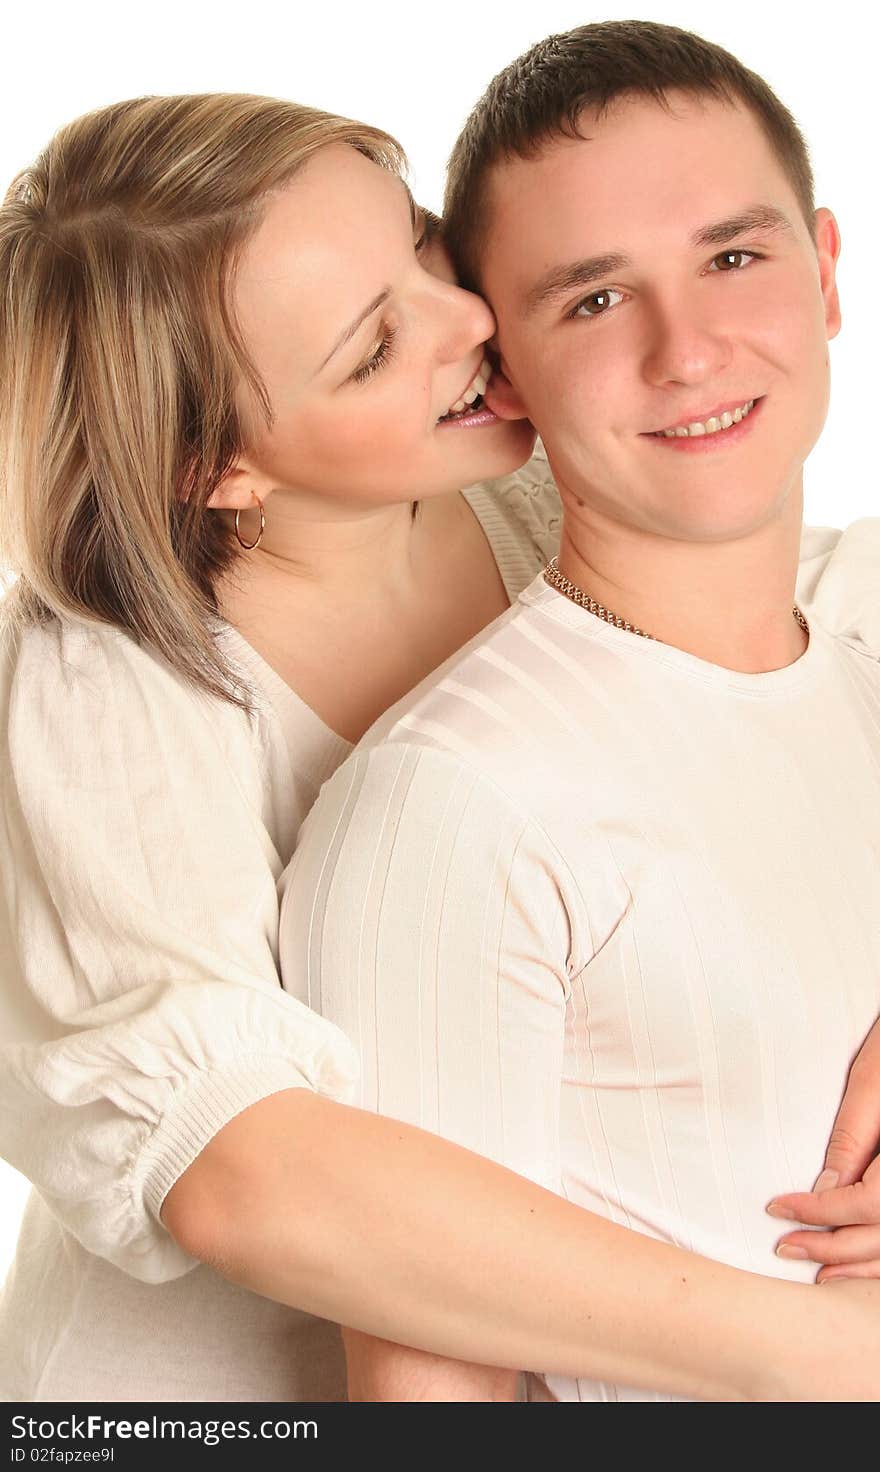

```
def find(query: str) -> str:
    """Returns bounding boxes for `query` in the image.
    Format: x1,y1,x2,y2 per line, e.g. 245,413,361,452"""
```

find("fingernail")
766,1203,796,1220
776,1244,809,1260
813,1169,839,1193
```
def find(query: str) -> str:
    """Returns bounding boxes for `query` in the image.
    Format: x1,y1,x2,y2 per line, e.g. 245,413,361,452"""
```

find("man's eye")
708,249,759,272
570,287,624,319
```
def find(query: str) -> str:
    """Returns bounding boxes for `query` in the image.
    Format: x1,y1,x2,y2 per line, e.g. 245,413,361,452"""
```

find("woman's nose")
431,278,496,364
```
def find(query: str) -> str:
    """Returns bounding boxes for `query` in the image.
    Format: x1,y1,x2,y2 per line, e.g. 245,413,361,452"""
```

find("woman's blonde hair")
0,94,405,702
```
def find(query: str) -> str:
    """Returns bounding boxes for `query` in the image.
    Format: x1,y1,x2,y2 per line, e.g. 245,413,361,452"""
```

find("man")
279,21,880,1400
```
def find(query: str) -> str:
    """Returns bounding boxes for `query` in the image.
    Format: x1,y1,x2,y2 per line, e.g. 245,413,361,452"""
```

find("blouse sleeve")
0,618,358,1283
279,741,574,1192
797,519,880,656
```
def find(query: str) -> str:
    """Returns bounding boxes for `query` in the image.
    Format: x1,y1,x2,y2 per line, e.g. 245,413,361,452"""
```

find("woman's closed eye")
350,323,400,385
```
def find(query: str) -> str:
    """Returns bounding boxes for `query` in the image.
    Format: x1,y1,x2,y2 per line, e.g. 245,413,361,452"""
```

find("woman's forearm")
342,1329,520,1402
162,1088,880,1402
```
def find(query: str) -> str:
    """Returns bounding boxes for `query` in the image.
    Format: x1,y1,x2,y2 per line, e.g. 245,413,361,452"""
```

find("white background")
1,0,877,1276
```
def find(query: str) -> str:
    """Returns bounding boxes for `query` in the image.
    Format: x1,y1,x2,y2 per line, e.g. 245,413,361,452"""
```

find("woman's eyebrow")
317,179,416,375
318,288,391,371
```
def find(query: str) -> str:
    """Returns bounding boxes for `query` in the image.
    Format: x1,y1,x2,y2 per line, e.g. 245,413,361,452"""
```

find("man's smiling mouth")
649,398,758,439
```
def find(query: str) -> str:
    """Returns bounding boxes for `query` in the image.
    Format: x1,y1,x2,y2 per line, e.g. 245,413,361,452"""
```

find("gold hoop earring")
234,493,266,551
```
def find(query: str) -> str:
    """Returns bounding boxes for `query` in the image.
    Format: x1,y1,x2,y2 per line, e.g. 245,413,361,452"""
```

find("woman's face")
229,144,535,513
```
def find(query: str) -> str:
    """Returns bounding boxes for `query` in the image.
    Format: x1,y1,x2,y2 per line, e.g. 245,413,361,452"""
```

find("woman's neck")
220,492,459,610
215,488,511,743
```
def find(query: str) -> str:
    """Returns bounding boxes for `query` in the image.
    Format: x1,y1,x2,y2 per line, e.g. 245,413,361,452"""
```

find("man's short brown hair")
444,20,815,287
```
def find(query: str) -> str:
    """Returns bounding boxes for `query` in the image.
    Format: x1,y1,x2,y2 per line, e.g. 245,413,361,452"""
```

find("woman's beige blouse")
0,459,561,1401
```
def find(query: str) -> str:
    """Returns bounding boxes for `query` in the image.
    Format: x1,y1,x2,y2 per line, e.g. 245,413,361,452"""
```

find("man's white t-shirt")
280,519,880,1403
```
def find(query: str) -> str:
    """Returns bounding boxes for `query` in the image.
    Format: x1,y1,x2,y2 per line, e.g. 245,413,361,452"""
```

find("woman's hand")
769,1017,880,1280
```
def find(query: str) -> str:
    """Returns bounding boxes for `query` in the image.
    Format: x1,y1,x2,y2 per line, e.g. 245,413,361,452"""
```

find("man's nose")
641,293,733,388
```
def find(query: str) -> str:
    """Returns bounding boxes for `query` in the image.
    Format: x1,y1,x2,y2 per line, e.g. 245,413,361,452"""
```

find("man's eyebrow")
691,205,794,248
523,206,795,316
525,253,631,313
319,288,391,372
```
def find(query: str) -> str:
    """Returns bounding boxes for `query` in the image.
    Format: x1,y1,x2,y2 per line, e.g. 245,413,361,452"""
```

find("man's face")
481,92,841,543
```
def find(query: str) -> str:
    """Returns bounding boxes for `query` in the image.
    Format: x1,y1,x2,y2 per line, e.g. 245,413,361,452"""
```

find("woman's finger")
817,1259,880,1283
776,1224,880,1266
767,1174,879,1228
820,1019,880,1187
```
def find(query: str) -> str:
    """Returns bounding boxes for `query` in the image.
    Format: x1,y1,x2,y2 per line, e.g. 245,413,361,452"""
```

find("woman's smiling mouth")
438,355,492,422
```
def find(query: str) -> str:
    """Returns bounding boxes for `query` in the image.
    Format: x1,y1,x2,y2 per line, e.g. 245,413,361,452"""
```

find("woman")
0,93,878,1404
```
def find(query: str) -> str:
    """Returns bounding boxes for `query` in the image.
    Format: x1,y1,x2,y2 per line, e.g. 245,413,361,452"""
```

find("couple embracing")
2,21,879,1402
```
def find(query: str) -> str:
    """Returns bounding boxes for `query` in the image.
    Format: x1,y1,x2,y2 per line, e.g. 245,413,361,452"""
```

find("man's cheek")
753,284,820,361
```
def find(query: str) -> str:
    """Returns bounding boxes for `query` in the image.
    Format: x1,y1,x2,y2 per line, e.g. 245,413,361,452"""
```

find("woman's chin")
454,417,537,482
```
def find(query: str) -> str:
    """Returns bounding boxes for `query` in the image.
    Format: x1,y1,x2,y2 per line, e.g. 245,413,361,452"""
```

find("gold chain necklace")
543,557,810,640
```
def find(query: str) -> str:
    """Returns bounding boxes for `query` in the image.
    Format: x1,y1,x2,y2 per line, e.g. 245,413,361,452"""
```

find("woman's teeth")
656,399,756,438
441,356,492,419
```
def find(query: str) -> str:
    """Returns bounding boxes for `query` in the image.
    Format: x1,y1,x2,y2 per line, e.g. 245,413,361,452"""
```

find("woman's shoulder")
797,518,880,656
1,606,145,690
3,605,197,691
0,608,263,768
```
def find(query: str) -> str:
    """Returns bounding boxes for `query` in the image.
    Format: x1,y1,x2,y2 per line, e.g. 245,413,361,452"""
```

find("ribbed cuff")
136,1053,332,1223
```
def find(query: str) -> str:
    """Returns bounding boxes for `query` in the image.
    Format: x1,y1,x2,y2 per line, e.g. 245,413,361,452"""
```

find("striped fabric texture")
281,521,880,1403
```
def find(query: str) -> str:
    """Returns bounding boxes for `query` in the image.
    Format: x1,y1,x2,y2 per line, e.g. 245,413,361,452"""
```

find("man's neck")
554,483,808,673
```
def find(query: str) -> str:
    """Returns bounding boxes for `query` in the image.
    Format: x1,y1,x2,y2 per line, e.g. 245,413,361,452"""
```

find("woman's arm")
163,1086,880,1402
0,620,357,1279
342,1330,519,1403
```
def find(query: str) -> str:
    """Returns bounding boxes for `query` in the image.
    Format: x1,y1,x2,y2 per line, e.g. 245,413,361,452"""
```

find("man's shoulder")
356,581,553,763
798,517,880,657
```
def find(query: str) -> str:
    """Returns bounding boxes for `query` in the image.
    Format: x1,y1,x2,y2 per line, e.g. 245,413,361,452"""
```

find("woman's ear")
484,359,530,421
205,461,273,511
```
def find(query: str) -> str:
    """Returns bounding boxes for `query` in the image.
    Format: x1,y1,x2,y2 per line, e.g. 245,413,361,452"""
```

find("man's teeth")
444,356,492,417
659,399,756,438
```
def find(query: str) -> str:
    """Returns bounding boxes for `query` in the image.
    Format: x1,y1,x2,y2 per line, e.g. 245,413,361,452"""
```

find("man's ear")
204,461,274,511
814,207,842,342
485,358,530,421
